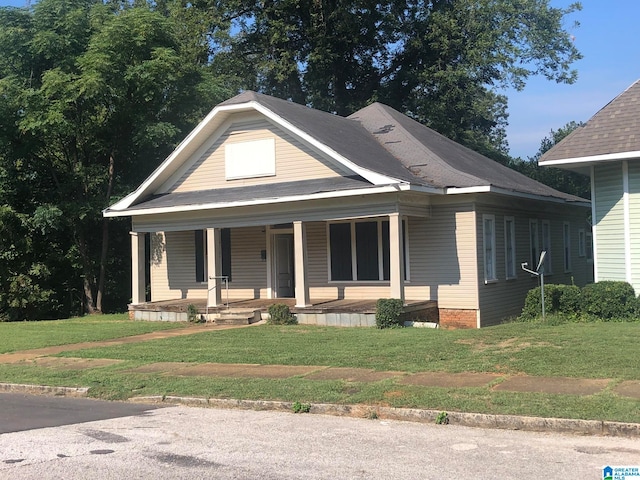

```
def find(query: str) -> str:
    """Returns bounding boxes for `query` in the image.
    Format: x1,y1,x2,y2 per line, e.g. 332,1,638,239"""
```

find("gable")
160,113,353,194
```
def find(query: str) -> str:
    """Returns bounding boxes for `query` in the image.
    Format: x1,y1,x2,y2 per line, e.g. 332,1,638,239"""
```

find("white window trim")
563,221,572,273
504,216,516,280
483,214,497,283
326,217,410,283
541,220,553,274
529,219,539,272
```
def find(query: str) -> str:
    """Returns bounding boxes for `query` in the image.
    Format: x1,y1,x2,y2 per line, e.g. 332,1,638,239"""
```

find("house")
540,79,640,294
104,91,593,328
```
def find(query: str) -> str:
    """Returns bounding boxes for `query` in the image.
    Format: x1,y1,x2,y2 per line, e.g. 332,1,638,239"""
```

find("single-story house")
540,79,640,294
104,91,593,327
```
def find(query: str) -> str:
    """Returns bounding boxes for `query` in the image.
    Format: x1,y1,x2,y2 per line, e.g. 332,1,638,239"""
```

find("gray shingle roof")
220,91,423,184
541,79,640,162
349,102,585,202
132,176,374,211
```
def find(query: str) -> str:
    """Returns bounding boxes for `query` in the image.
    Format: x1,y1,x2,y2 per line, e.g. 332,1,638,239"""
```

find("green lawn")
0,314,186,354
58,322,640,379
1,320,639,423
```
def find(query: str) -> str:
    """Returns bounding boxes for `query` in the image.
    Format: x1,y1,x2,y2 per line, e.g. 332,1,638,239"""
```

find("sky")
0,0,638,160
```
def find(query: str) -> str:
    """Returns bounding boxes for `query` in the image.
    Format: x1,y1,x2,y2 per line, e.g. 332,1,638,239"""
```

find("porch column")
293,221,311,307
389,213,405,303
130,232,146,305
207,228,222,307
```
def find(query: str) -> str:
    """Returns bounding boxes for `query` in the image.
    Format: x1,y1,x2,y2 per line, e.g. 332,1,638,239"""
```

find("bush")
520,284,582,321
267,303,297,325
582,281,637,320
375,298,404,329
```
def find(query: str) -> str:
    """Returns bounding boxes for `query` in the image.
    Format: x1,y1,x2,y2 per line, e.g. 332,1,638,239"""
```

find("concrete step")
210,309,262,325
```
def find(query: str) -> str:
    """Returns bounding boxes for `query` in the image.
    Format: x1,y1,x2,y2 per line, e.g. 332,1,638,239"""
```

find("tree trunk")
96,153,115,314
77,229,97,315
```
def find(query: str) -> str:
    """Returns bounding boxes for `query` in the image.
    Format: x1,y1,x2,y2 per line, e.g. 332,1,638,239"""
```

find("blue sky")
1,0,638,160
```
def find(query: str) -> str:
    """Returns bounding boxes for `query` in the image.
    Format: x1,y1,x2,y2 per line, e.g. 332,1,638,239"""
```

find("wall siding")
476,201,593,327
594,164,626,281
169,118,347,192
628,162,640,293
150,227,267,301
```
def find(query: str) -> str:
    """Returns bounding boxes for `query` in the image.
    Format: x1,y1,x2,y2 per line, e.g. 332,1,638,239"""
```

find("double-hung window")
329,219,408,281
529,219,539,269
563,222,571,272
504,216,516,279
541,220,552,274
483,215,497,283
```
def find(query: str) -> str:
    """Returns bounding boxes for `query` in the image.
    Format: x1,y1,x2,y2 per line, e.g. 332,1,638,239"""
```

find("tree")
0,0,231,318
216,0,582,159
510,121,590,198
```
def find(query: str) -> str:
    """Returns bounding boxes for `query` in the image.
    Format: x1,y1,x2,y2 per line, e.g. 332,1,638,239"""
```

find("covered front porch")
129,298,439,327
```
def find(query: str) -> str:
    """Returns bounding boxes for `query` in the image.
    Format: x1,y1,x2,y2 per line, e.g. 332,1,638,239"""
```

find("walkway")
1,323,639,399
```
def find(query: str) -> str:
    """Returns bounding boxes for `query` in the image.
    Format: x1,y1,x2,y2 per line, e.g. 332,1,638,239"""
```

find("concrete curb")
130,395,640,438
0,382,89,397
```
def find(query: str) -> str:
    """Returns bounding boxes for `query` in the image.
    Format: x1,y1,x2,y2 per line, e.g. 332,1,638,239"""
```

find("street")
0,394,638,479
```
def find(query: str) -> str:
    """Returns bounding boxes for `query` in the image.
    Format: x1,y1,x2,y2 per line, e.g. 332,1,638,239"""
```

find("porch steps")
208,309,262,326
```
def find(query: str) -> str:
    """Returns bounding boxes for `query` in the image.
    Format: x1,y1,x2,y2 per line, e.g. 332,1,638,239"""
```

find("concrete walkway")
1,323,640,400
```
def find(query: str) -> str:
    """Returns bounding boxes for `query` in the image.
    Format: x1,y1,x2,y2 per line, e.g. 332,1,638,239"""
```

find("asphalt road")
0,393,160,433
1,396,639,479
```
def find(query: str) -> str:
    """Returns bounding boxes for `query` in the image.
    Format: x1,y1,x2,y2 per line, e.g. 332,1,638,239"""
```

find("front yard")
0,317,638,423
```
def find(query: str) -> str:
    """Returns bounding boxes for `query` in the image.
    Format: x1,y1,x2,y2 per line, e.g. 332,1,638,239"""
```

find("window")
529,219,539,269
563,222,571,272
328,219,408,281
585,231,593,261
578,229,586,257
504,217,516,279
195,229,232,282
483,215,497,282
541,220,552,274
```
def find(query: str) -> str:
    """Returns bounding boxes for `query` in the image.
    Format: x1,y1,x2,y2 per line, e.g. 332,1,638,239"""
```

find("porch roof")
106,176,412,216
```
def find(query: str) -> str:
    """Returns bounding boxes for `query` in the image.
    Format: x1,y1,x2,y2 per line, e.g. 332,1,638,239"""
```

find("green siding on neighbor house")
594,164,626,282
627,161,640,293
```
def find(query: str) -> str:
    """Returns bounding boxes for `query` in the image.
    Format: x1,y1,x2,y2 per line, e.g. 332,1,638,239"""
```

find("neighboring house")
104,91,592,328
540,79,640,294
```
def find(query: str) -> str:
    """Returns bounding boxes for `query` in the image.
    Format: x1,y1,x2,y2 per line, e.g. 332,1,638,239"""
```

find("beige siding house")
540,79,640,295
105,91,592,327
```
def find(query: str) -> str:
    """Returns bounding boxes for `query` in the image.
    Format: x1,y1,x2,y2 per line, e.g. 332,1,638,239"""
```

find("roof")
540,79,640,165
105,91,588,217
349,102,586,202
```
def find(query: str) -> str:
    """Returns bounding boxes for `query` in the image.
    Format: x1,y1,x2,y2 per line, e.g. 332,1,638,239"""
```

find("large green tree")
215,0,582,159
0,0,230,318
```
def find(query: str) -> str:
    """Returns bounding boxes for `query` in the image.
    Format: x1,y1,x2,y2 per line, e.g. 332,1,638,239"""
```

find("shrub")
582,281,637,320
267,303,297,325
520,284,582,321
187,304,199,323
375,298,404,329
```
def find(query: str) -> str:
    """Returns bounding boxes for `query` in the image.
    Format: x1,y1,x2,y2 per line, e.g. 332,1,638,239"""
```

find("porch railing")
206,276,230,318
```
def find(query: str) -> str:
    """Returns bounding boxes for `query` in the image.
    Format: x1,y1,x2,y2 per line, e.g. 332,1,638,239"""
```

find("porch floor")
129,298,439,326
130,298,435,315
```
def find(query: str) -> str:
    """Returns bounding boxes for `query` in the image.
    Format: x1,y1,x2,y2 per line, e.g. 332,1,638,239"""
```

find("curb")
130,395,640,438
0,382,89,397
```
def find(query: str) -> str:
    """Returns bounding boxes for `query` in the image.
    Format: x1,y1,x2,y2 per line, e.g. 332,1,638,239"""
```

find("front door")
275,234,295,297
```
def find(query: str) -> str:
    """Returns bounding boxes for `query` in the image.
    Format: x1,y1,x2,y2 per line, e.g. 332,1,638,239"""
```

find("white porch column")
207,228,223,307
389,213,405,303
293,221,311,307
130,232,146,305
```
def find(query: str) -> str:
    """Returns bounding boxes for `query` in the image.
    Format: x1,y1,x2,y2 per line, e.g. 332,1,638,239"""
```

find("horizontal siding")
628,163,640,293
170,118,346,192
594,164,625,281
476,201,593,327
416,205,479,310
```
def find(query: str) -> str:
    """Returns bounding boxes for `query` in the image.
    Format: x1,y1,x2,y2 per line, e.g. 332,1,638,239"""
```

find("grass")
57,322,640,379
1,320,639,423
0,314,186,353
